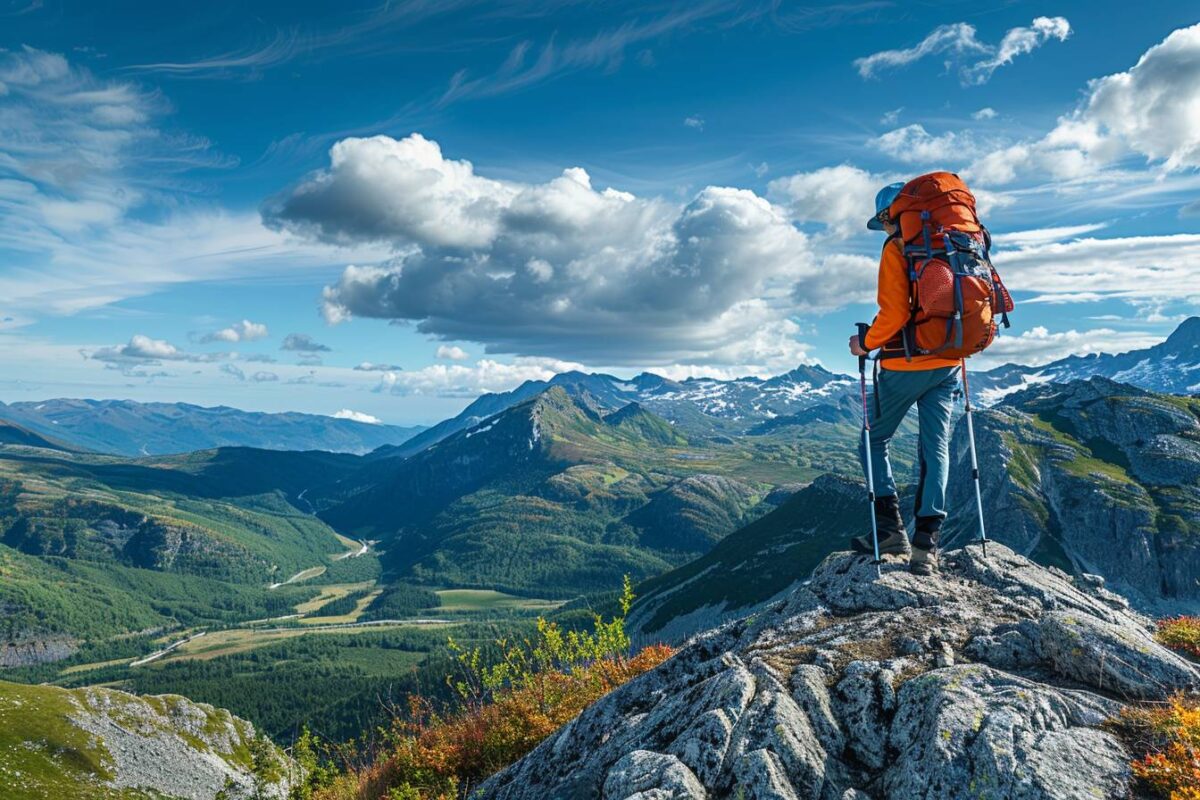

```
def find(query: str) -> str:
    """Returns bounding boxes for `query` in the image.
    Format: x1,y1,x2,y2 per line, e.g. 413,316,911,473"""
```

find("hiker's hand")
848,336,867,357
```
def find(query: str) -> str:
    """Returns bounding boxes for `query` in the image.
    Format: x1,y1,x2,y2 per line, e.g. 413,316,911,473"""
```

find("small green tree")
249,735,285,800
288,726,339,800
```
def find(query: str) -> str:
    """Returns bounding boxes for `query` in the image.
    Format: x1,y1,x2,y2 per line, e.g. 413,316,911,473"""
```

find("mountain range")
374,364,857,459
375,316,1200,459
969,315,1200,402
943,375,1200,613
0,398,426,456
3,317,1194,462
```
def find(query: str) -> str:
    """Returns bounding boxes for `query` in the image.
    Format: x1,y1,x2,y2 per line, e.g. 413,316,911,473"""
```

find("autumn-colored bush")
309,577,674,800
1119,694,1200,800
1157,617,1200,660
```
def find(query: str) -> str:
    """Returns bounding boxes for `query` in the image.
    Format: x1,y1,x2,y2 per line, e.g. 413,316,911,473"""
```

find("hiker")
848,173,1013,576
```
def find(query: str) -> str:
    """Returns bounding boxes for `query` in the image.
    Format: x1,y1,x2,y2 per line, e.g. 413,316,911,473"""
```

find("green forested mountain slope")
319,387,835,596
0,442,359,664
628,473,865,643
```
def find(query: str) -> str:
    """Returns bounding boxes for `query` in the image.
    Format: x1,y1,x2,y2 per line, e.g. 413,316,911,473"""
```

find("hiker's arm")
862,242,908,350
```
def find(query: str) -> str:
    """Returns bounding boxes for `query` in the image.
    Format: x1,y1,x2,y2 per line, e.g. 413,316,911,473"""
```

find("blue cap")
867,182,905,231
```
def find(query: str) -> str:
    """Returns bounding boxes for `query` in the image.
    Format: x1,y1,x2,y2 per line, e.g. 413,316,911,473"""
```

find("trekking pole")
960,359,988,558
856,323,882,578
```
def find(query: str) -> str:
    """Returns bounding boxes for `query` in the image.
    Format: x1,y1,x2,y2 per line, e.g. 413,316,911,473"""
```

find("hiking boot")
910,516,942,576
850,496,910,557
909,546,937,576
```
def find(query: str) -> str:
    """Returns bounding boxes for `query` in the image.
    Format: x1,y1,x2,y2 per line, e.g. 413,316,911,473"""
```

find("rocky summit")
477,543,1198,800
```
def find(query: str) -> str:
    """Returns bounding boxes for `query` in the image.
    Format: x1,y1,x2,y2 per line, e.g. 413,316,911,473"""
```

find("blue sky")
1,1,1198,425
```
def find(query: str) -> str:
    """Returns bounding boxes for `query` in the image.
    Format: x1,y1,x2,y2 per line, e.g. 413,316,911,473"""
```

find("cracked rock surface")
477,544,1198,800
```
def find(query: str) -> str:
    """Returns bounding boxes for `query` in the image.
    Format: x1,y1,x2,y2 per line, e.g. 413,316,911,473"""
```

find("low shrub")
1157,617,1200,660
1119,694,1200,800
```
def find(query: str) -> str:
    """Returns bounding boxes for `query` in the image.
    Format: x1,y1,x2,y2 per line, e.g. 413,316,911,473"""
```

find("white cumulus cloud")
332,408,382,424
873,124,980,164
768,165,891,239
89,334,223,365
376,357,586,398
268,134,818,366
436,344,469,361
200,319,269,343
966,24,1200,186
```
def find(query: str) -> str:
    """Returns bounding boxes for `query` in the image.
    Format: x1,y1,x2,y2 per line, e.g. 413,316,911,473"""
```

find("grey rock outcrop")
477,544,1198,800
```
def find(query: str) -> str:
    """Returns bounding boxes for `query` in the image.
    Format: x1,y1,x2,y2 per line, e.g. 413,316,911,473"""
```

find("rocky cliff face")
944,377,1200,614
0,635,77,668
0,679,292,800
478,544,1198,800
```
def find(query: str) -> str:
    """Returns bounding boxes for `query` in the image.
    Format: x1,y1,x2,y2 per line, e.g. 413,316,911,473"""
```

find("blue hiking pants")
859,365,960,520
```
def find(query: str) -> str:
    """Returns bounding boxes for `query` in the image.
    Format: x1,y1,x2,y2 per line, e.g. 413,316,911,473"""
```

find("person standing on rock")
848,173,1014,576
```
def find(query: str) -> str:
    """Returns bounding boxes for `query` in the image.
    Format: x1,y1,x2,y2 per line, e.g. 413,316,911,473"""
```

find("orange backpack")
878,172,1014,361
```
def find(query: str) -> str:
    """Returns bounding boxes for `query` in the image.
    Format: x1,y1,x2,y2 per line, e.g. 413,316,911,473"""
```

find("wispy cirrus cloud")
126,30,304,77
0,47,393,317
854,16,1070,85
432,0,884,106
1000,234,1200,306
125,0,492,78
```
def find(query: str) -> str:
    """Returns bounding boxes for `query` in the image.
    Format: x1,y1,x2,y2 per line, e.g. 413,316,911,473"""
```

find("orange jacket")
863,238,961,371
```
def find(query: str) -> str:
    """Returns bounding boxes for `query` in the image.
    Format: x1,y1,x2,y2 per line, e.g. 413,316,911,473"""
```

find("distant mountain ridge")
0,398,425,456
375,364,856,459
377,318,1199,463
971,315,1200,403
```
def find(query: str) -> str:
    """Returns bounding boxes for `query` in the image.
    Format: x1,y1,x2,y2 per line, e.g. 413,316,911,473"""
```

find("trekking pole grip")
855,323,869,370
